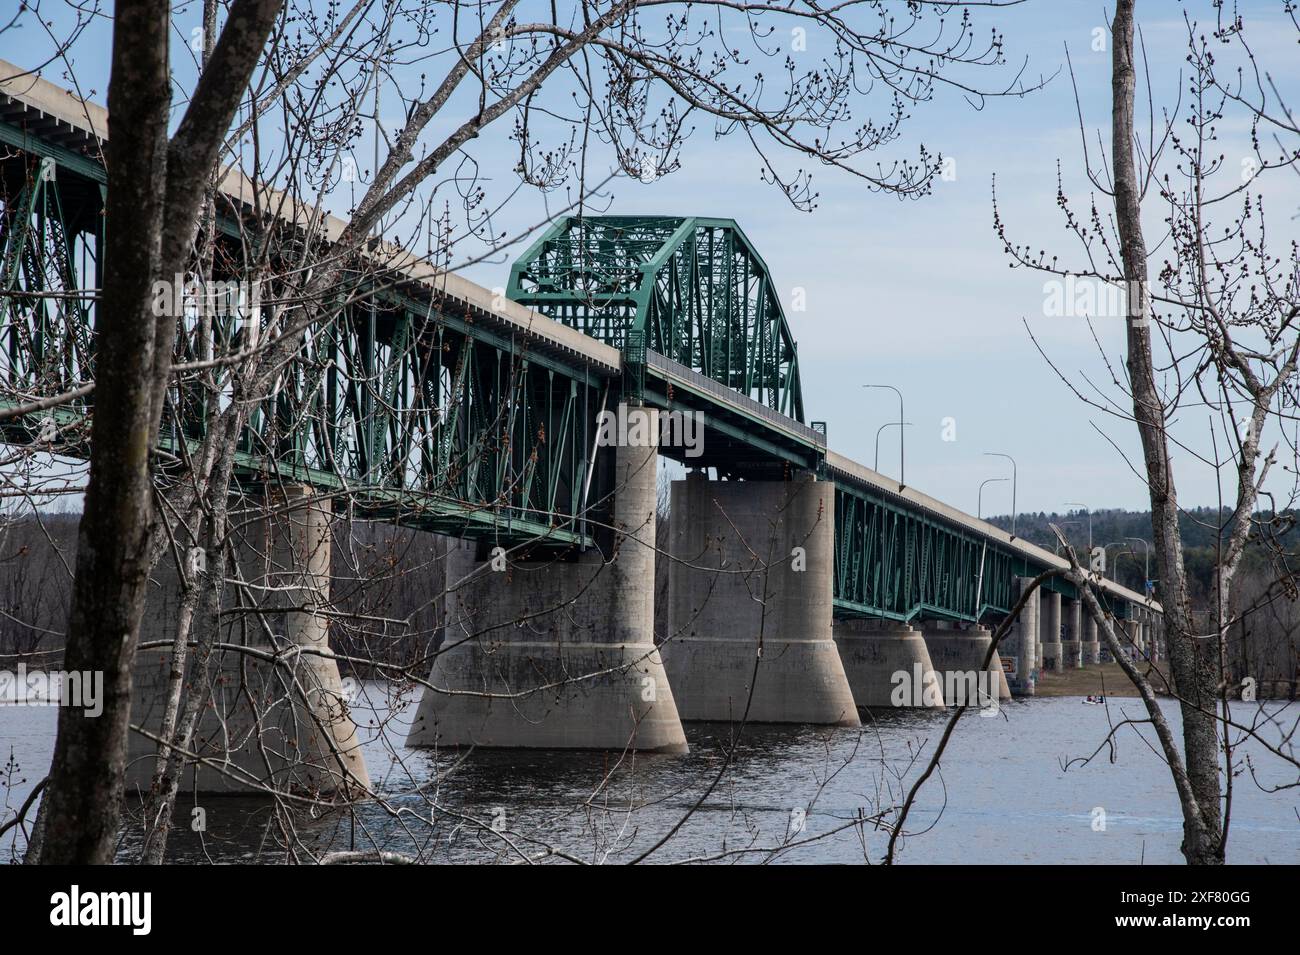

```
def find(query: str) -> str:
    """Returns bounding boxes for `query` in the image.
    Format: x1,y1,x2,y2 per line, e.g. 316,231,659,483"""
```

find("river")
3,688,1297,863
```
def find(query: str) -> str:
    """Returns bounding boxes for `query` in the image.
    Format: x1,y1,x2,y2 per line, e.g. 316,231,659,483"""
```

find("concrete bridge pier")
1148,611,1163,662
920,623,1012,705
1082,614,1102,665
129,486,370,796
1115,615,1141,662
1039,591,1063,673
407,414,688,752
1136,609,1152,661
1061,598,1083,669
1002,576,1040,695
833,620,945,709
1098,613,1116,663
662,471,859,726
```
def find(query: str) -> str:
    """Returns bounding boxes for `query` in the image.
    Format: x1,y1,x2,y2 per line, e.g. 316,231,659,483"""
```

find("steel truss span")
0,61,1158,621
0,106,608,547
508,215,804,421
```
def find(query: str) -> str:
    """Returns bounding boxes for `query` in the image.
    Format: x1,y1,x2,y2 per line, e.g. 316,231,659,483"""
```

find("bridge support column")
1098,613,1116,663
407,421,687,752
662,471,858,725
1119,614,1142,662
920,623,1012,704
1082,614,1101,665
833,620,945,709
1039,591,1063,673
1061,598,1083,669
1002,576,1040,696
129,486,370,796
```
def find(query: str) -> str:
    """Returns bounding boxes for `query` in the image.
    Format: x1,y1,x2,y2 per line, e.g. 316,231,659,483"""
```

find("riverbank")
1031,661,1169,697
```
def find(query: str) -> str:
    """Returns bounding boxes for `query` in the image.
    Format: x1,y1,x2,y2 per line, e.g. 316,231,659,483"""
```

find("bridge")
0,62,1161,787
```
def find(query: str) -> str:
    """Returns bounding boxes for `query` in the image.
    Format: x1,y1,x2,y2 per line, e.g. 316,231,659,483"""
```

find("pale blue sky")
16,0,1300,517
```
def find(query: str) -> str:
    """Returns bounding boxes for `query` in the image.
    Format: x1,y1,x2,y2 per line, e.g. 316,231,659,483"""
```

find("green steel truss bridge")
0,62,1152,625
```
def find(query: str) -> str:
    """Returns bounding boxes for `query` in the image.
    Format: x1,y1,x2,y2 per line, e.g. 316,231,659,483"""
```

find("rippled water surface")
3,689,1298,863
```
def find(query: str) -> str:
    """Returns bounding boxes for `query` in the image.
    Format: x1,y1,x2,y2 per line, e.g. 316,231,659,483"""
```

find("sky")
13,0,1300,518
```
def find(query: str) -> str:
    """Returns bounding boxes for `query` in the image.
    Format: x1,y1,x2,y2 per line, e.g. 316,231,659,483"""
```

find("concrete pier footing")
1061,598,1083,669
920,624,1012,704
1039,591,1063,673
407,418,688,752
1002,576,1040,695
833,620,945,709
128,487,370,796
1082,614,1101,665
662,472,859,726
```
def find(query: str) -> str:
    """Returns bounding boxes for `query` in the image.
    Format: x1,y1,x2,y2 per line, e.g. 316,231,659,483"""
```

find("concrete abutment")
920,623,1012,705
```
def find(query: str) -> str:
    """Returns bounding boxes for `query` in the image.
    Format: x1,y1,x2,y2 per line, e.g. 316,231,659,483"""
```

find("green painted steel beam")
0,120,107,184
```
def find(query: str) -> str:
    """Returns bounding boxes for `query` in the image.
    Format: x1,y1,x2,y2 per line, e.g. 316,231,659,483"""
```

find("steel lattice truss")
0,135,607,546
835,484,1017,621
0,156,99,409
507,216,805,420
834,482,1095,621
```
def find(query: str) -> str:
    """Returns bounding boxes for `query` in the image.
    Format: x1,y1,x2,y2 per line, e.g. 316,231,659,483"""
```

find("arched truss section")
507,215,805,421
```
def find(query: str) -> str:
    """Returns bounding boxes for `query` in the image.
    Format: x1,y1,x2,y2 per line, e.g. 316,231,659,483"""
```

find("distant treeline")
985,506,1297,603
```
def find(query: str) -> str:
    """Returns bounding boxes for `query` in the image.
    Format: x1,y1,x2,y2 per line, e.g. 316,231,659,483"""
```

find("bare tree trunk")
35,0,172,865
35,0,283,865
138,421,239,863
1111,0,1223,864
136,0,224,864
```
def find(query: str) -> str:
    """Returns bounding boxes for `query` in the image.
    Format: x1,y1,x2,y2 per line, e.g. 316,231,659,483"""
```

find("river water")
3,688,1297,863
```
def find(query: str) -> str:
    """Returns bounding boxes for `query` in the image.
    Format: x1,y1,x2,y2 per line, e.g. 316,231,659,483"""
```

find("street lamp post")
978,477,1009,520
875,421,912,472
984,452,1017,536
1065,502,1092,554
1126,536,1152,593
1101,541,1133,578
864,384,904,486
